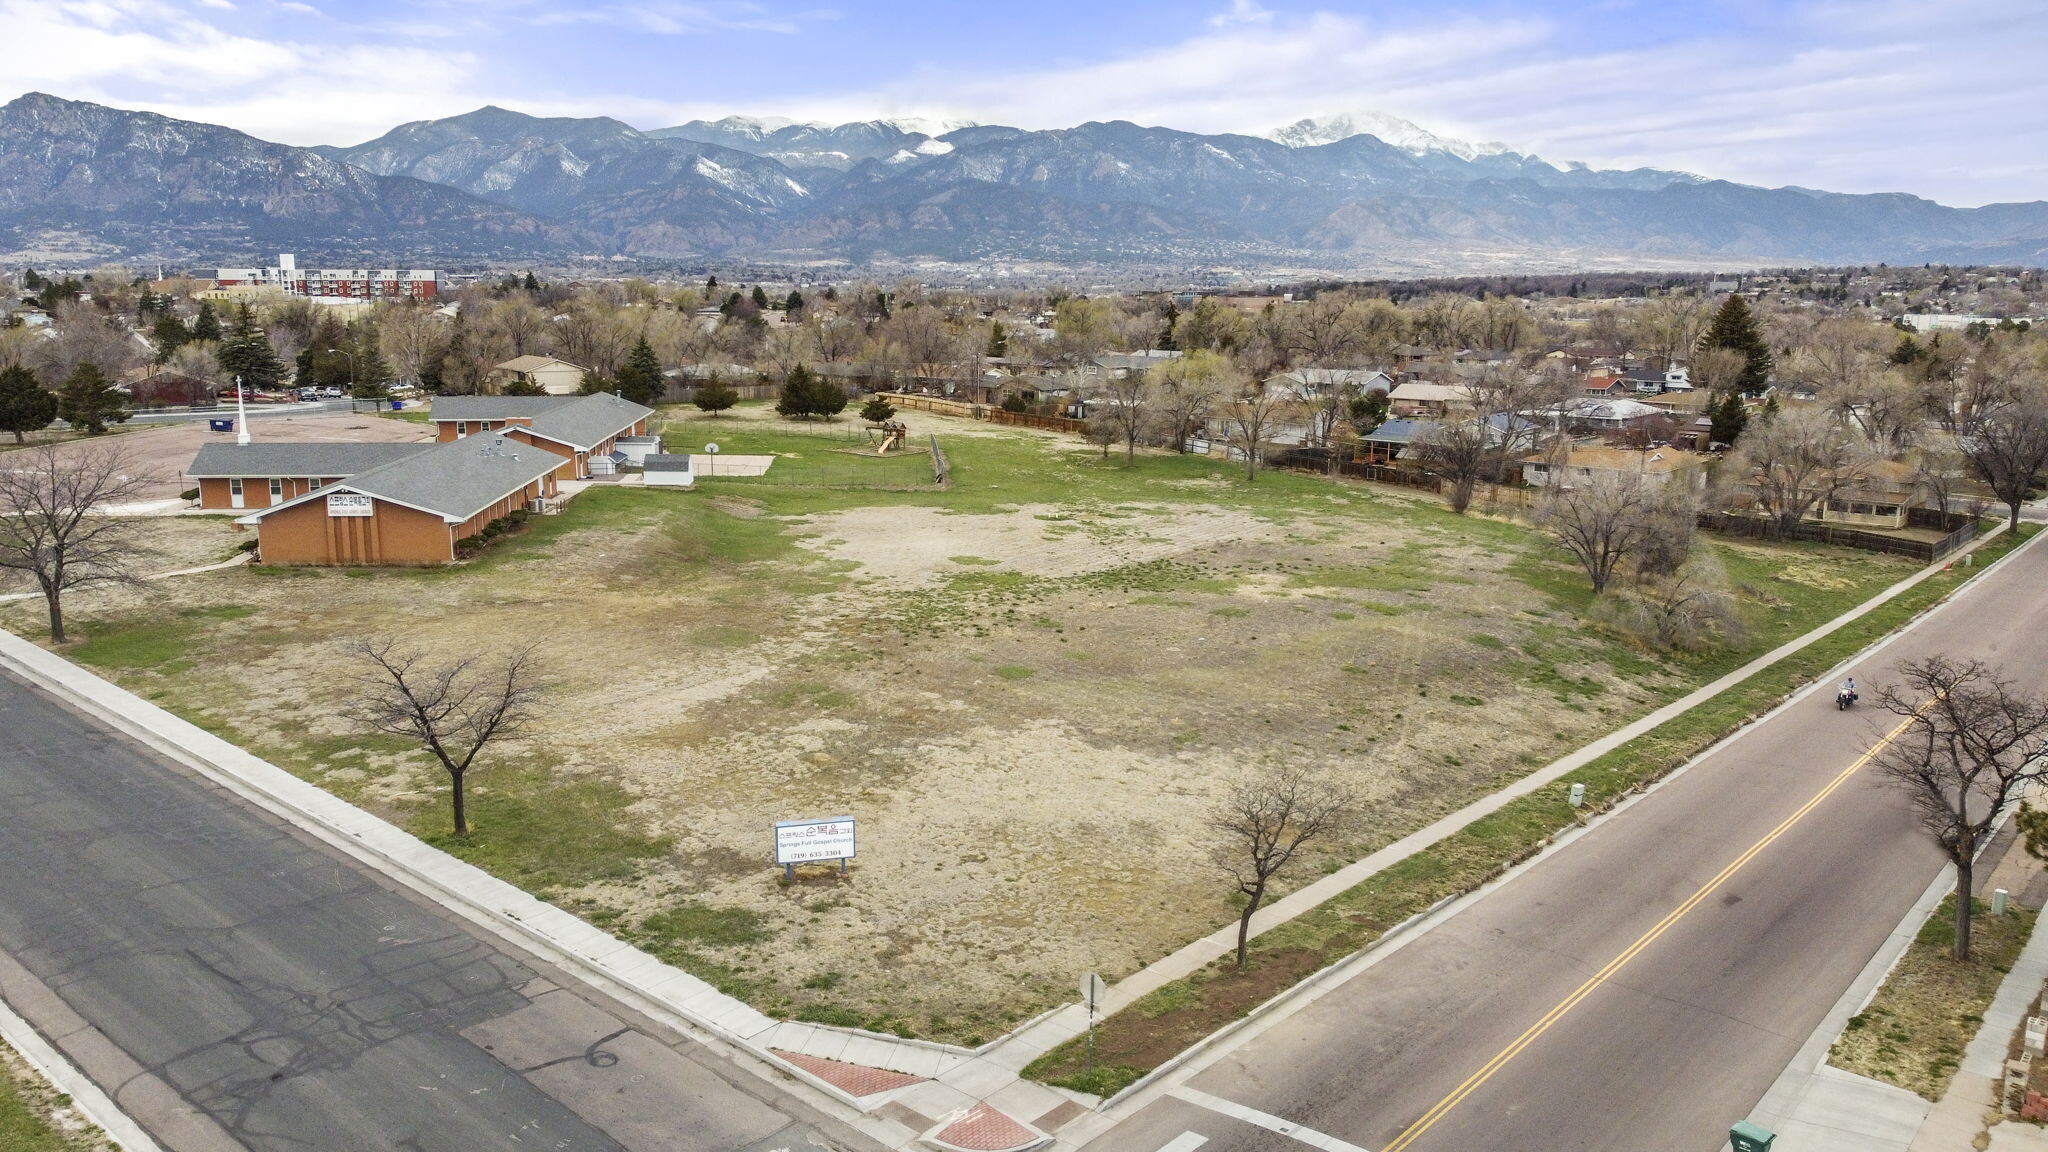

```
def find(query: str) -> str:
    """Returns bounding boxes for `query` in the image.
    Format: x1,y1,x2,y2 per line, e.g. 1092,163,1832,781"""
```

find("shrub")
180,487,200,501
860,395,897,423
693,380,739,414
454,535,484,558
1001,394,1031,414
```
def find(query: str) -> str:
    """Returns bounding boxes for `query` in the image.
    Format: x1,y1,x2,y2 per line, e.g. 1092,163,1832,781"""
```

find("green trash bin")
1730,1121,1775,1152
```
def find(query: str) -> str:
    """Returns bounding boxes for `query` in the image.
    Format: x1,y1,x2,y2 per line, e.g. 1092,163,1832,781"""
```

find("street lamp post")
326,346,360,399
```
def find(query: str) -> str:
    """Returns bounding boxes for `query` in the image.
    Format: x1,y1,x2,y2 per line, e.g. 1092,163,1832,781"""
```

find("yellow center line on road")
1380,709,1922,1152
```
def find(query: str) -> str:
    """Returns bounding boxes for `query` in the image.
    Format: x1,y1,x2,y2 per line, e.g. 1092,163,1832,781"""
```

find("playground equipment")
873,419,908,455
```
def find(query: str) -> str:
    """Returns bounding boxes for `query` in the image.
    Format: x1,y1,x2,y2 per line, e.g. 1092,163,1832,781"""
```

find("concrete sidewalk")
0,524,2020,1150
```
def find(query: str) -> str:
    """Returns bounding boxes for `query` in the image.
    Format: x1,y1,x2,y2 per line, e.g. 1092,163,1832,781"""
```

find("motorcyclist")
1838,677,1858,706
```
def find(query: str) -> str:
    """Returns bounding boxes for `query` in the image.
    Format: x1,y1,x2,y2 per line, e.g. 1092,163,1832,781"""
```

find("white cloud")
1209,0,1272,28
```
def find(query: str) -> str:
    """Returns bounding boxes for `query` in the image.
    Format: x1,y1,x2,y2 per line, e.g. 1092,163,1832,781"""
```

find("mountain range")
3,92,2045,274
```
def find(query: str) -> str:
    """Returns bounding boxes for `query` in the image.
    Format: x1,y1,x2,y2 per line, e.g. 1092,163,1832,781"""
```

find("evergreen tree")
777,365,843,419
705,274,719,292
417,341,448,394
1158,301,1179,351
784,289,805,314
217,303,284,391
691,379,739,415
522,271,541,292
149,313,190,360
56,363,129,435
860,395,896,423
0,364,58,444
296,312,351,389
1697,294,1773,396
615,336,664,406
191,300,223,343
21,268,43,292
986,322,1008,359
1709,391,1749,447
439,322,483,395
750,285,770,311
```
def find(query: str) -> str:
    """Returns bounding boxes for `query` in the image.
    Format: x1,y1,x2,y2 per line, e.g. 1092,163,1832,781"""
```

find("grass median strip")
1829,895,2036,1100
0,1043,113,1152
1025,525,2037,1098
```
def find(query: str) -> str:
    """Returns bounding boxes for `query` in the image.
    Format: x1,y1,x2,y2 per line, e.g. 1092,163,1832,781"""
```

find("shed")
643,454,695,488
616,435,664,466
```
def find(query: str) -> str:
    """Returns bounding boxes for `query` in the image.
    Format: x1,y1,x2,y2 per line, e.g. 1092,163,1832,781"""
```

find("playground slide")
877,432,901,455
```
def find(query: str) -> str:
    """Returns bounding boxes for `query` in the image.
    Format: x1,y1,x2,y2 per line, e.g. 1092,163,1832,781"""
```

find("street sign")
1081,972,1108,1014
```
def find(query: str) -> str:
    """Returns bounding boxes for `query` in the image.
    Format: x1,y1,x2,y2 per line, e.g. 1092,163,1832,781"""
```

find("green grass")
1830,896,2037,1099
993,664,1037,680
70,605,254,672
0,1051,102,1152
1026,525,2036,1097
409,761,673,898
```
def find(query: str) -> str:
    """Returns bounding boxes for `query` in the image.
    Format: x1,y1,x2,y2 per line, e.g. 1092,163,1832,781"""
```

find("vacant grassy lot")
2,402,1928,1045
1831,897,2036,1100
0,1043,113,1152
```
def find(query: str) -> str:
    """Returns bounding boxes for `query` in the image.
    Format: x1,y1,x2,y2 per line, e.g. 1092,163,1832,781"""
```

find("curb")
0,631,908,1148
1051,524,2044,1146
0,992,165,1152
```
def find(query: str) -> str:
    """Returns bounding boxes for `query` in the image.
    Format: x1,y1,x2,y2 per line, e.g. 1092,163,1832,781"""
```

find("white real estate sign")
774,817,856,865
326,493,374,517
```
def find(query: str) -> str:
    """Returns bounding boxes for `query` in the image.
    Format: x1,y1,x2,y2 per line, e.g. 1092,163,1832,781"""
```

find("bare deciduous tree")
1152,350,1230,454
1958,371,2048,532
345,640,542,837
1873,657,2048,961
1222,383,1290,481
1210,764,1353,968
1095,374,1154,466
1535,472,1657,593
0,444,154,643
1729,407,1867,533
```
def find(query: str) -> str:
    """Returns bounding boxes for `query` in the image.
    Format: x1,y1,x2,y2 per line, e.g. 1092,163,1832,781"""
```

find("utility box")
1730,1121,1776,1152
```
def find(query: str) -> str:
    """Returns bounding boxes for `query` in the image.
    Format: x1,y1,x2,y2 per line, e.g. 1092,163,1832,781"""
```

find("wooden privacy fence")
878,392,1090,433
1697,512,1979,563
1266,447,1445,493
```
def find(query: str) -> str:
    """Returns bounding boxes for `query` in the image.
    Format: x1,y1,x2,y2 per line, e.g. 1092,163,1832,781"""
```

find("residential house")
233,433,561,567
187,442,433,511
1817,460,1921,529
1387,381,1471,418
1359,418,1439,463
1520,446,1704,490
489,355,588,396
1536,397,1669,434
1262,368,1394,402
1582,373,1633,398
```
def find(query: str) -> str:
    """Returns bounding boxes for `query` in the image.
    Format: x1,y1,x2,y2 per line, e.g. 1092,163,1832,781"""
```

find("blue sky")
5,0,2046,206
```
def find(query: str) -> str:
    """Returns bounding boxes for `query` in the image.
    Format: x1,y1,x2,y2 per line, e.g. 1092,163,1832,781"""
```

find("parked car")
320,386,345,398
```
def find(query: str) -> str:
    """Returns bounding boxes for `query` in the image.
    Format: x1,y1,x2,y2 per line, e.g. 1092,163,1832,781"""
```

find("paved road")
0,672,877,1152
1084,531,2048,1152
117,400,361,425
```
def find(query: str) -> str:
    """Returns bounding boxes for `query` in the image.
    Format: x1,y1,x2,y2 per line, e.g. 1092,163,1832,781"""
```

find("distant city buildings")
213,254,440,301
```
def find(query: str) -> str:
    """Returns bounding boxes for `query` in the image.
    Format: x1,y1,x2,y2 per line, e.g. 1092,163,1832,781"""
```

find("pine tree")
191,300,222,343
150,313,190,360
705,275,719,292
986,322,1008,359
0,364,58,444
860,395,896,423
1697,295,1773,396
784,289,805,314
692,379,739,415
297,312,350,389
522,271,541,293
56,363,129,435
217,303,284,391
751,285,770,310
1709,391,1749,447
1158,301,1179,351
615,336,663,406
776,365,817,418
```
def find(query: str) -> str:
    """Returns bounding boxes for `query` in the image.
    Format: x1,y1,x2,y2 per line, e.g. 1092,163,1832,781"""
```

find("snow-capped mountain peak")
879,116,977,138
1264,111,1512,161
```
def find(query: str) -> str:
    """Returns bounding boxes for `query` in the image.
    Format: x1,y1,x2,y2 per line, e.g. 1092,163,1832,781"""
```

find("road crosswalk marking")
1171,1086,1373,1152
